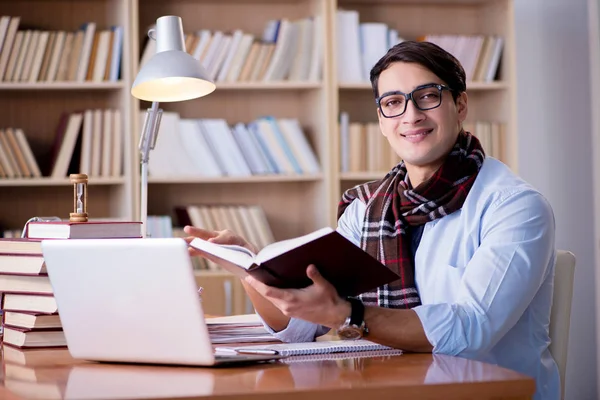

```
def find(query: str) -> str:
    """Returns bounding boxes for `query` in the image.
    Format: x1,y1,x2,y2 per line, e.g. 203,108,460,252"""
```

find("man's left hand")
243,264,351,329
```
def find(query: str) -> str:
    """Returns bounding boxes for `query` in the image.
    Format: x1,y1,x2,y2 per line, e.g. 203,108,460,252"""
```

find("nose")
402,99,426,125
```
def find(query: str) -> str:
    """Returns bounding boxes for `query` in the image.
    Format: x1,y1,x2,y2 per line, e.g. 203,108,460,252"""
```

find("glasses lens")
379,94,406,117
414,86,442,110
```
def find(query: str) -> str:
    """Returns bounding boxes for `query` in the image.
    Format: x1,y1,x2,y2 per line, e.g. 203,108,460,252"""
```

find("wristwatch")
336,297,368,340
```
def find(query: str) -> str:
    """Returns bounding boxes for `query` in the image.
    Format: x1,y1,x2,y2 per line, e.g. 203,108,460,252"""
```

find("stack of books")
0,220,142,348
0,238,66,349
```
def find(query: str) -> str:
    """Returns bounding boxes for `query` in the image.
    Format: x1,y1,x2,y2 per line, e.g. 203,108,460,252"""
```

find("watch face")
337,326,363,340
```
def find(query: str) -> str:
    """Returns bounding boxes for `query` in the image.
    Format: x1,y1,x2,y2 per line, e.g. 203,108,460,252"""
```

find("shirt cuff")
412,303,469,356
257,314,330,343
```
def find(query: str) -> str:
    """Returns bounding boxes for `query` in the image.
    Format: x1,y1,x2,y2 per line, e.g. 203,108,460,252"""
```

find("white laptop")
41,238,284,366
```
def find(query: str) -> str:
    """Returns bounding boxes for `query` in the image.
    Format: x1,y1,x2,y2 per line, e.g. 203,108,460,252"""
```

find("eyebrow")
378,82,441,99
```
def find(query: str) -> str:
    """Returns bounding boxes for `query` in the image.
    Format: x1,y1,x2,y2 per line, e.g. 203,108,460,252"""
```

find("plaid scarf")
337,130,485,308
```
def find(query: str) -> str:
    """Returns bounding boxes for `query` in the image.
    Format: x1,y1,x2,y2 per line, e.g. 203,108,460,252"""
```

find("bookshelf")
331,0,517,222
0,0,516,315
0,0,134,231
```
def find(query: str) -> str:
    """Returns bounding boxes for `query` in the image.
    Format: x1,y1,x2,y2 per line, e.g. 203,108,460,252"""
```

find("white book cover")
79,109,94,175
262,19,293,81
485,36,504,82
359,23,388,81
336,10,362,83
202,119,252,177
288,18,313,81
308,15,323,82
178,119,223,177
0,16,20,81
278,119,320,174
255,118,294,174
111,109,123,177
28,31,49,82
247,121,278,173
109,25,123,81
14,129,41,177
231,122,269,175
225,33,254,82
201,30,223,71
191,29,211,61
18,30,37,82
46,30,65,82
91,109,103,177
75,22,96,82
216,30,243,81
208,34,231,80
10,30,29,82
339,111,349,173
92,30,111,82
100,109,113,177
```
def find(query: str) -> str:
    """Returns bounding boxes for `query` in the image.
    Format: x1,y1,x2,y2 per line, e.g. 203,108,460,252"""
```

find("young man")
185,41,558,400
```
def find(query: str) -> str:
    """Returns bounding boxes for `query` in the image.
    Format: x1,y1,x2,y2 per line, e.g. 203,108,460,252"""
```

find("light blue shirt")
260,157,559,400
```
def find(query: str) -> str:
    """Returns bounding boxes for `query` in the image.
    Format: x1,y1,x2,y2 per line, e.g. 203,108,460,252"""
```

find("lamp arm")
139,101,162,237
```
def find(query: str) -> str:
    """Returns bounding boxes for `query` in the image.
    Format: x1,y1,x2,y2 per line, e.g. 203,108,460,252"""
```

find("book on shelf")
190,226,400,297
26,220,142,239
216,339,395,357
0,16,123,83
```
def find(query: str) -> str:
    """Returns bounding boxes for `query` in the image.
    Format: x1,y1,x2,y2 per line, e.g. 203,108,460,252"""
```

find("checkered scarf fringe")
337,131,485,308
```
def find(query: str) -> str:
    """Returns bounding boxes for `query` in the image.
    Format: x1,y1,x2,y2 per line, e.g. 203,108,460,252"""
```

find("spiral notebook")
215,340,395,357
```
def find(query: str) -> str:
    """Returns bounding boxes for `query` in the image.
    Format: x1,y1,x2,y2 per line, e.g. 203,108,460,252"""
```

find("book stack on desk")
0,221,142,349
205,313,279,344
0,238,66,349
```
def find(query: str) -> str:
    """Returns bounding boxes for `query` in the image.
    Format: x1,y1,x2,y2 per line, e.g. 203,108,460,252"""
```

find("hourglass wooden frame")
69,174,88,223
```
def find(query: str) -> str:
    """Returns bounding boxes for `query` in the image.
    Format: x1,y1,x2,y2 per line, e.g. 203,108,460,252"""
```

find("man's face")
376,62,467,171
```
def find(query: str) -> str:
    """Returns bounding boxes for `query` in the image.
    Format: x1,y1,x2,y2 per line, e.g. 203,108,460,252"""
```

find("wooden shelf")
148,174,323,184
0,177,126,187
338,81,508,90
0,82,125,90
215,81,322,90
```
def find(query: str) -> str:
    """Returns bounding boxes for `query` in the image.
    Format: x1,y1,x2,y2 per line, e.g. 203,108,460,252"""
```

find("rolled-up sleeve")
412,190,556,357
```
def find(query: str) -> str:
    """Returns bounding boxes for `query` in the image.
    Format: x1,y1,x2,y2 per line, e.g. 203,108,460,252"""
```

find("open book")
189,227,400,297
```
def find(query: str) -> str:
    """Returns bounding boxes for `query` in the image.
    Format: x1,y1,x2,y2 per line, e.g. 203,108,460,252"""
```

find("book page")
189,238,255,270
255,227,333,265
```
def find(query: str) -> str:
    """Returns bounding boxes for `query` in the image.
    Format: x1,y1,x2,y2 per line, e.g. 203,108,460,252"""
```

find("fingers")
183,225,218,240
244,275,288,300
306,264,328,286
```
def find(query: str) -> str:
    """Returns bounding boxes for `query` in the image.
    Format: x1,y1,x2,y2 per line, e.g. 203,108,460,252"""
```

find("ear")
377,108,388,137
456,92,468,123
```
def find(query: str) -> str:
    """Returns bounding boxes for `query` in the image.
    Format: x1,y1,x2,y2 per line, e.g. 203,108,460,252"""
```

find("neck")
405,162,443,188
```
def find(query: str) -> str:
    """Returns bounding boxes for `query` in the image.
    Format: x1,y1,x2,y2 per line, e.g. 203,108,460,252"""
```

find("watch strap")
347,297,365,327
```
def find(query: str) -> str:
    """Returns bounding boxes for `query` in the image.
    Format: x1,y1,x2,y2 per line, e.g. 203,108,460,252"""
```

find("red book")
26,220,142,239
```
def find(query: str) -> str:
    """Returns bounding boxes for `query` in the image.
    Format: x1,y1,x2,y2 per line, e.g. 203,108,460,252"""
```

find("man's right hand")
183,225,258,257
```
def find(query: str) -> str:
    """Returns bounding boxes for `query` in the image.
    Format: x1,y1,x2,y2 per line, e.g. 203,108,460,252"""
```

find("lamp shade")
131,16,216,102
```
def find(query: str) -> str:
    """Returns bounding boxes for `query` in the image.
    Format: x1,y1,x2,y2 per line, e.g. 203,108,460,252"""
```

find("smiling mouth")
401,129,433,138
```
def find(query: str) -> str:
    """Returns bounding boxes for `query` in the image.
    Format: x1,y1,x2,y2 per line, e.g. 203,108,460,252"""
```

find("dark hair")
370,40,466,101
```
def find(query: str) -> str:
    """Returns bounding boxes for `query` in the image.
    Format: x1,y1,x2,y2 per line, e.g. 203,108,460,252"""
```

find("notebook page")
216,340,393,356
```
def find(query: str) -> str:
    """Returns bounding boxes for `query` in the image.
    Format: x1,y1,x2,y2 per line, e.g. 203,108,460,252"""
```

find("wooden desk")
0,345,535,400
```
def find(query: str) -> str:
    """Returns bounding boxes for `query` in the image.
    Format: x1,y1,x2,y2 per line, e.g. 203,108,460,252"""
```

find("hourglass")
69,174,88,223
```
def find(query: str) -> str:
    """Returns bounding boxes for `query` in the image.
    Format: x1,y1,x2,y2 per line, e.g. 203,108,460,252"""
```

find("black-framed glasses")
376,83,453,118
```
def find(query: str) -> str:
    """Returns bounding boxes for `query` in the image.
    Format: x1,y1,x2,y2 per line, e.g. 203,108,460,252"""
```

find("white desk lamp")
131,16,216,237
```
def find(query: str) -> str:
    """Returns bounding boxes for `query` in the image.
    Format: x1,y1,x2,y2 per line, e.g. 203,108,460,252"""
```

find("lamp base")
69,213,88,223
